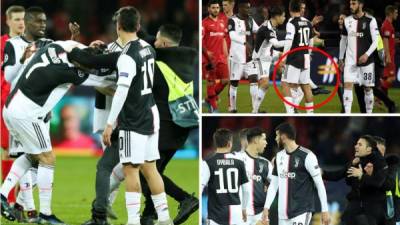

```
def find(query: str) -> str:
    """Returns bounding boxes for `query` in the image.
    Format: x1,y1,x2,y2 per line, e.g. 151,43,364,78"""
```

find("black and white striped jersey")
253,20,284,62
5,40,113,120
339,14,379,66
93,41,122,133
233,151,272,215
272,146,321,219
202,152,249,225
285,17,313,69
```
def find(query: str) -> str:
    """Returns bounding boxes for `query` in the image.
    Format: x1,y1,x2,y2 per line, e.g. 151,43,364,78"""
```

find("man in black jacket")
343,135,389,225
139,24,199,225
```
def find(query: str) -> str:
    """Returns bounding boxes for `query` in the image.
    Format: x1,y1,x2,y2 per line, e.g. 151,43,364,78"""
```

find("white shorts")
246,212,262,225
344,63,375,87
207,205,244,225
230,60,259,81
118,130,160,164
255,59,271,79
279,212,312,225
3,109,51,155
283,65,311,84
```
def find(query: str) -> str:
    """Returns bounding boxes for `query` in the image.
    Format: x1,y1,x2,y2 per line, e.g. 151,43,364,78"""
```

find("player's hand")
261,208,270,225
312,15,324,26
364,162,374,176
69,22,80,41
20,44,37,64
321,211,330,225
358,54,369,64
89,40,105,48
102,124,113,146
338,59,344,72
347,164,363,180
352,157,360,165
242,209,247,222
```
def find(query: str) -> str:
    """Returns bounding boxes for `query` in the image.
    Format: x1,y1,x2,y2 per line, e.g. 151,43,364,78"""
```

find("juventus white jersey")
252,20,284,62
272,146,322,219
93,41,122,133
339,14,379,66
233,151,272,216
228,15,259,63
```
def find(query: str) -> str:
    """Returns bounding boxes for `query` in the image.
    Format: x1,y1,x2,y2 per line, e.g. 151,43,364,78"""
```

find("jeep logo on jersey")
280,171,296,179
251,174,262,182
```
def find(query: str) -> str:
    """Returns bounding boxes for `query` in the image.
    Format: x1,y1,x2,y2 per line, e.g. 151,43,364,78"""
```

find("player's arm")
364,18,379,58
201,160,210,192
305,153,330,225
282,22,295,62
80,74,116,88
381,24,392,64
359,161,388,188
68,48,120,70
261,159,278,224
3,41,21,83
228,19,245,44
238,160,250,221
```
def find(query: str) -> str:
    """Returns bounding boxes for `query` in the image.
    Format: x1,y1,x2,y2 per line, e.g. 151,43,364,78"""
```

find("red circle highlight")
272,46,341,111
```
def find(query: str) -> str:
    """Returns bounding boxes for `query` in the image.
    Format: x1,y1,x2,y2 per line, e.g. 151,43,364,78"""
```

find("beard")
351,6,360,15
277,139,283,150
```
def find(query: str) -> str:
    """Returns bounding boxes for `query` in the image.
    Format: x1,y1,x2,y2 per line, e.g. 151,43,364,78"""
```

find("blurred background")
202,116,400,225
1,0,199,157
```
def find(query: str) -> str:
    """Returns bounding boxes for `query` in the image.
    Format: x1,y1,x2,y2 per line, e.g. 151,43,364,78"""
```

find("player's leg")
253,60,270,113
300,68,314,114
205,69,218,112
229,61,243,113
107,162,124,220
343,64,357,113
361,63,375,113
245,61,260,113
381,61,396,93
290,86,304,107
140,132,172,225
282,65,299,113
214,62,229,108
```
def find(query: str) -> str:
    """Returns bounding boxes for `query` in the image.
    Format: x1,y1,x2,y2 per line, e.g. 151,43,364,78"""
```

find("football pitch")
1,156,199,225
202,81,400,113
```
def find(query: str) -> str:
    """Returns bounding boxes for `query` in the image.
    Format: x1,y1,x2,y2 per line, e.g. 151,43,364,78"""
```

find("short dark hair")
269,5,285,18
6,5,25,19
246,127,264,143
213,128,233,148
373,136,386,146
275,122,296,140
25,6,45,21
360,135,378,149
351,0,364,4
208,0,220,7
159,24,182,44
115,6,140,32
386,5,398,16
239,128,248,140
289,0,302,12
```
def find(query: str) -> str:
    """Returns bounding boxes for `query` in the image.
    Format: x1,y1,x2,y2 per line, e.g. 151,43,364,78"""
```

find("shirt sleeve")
305,152,321,177
201,160,211,192
267,160,273,182
272,157,278,176
80,74,116,87
339,35,347,60
238,160,249,185
116,54,136,87
312,174,329,212
283,22,295,54
106,84,129,125
381,22,391,38
264,175,278,209
365,18,379,57
2,41,16,69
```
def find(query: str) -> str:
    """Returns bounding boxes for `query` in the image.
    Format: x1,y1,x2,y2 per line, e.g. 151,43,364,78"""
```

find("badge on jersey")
119,72,129,77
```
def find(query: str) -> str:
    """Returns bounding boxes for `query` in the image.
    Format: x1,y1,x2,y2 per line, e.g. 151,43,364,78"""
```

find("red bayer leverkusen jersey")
381,19,396,59
1,34,11,105
202,16,227,64
218,12,231,50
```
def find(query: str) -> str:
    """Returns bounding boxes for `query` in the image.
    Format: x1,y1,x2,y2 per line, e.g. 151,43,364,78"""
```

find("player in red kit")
218,0,234,50
1,5,25,205
203,0,229,112
381,5,398,94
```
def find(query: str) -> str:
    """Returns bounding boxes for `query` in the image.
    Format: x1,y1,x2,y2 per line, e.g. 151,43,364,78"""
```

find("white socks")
126,192,141,224
343,89,353,113
37,164,54,215
305,102,314,114
152,192,170,222
253,88,267,113
1,154,32,197
284,97,294,113
250,83,258,112
109,163,124,206
229,85,238,111
364,89,374,113
290,87,304,106
17,170,36,211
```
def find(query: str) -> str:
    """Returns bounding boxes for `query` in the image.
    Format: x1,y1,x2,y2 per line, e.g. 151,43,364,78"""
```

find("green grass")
202,81,400,113
1,156,199,225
